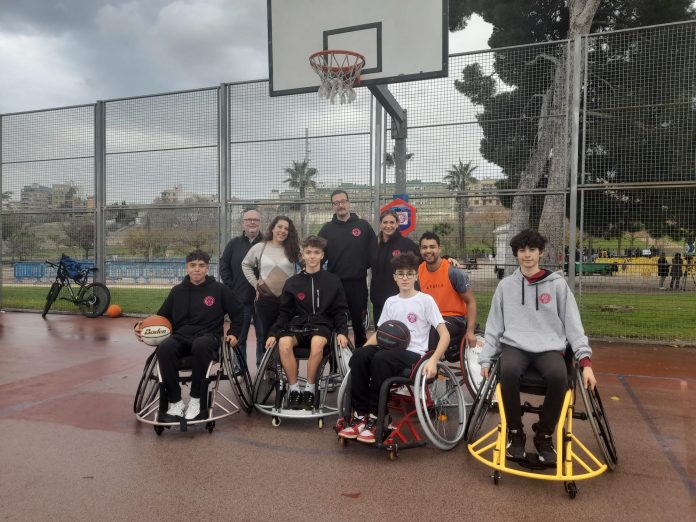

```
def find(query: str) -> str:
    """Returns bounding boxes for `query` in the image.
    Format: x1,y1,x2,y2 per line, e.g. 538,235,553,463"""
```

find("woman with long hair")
242,216,300,364
369,210,419,324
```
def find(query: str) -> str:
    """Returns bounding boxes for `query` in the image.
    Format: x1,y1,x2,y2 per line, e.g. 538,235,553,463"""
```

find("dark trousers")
237,301,265,367
349,345,420,416
342,277,369,347
254,298,280,360
372,303,384,326
499,346,568,435
157,334,219,403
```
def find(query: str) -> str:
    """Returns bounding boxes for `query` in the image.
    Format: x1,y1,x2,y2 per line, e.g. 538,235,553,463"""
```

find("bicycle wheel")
42,281,62,318
78,282,111,318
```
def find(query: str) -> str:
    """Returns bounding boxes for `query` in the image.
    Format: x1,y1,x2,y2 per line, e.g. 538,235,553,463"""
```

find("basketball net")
309,50,365,104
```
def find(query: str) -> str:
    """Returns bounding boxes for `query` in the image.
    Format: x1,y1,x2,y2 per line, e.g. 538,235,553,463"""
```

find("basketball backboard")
267,0,448,97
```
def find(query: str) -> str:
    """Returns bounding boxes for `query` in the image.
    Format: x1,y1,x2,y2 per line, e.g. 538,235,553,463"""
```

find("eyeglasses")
331,199,349,207
394,272,417,279
243,218,261,222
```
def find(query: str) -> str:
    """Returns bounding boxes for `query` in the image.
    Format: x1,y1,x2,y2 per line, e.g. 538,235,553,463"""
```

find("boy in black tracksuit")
134,250,242,422
318,190,376,348
265,236,350,410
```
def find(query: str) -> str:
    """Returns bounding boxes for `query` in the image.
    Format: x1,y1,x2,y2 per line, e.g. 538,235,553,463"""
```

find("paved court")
1,311,694,520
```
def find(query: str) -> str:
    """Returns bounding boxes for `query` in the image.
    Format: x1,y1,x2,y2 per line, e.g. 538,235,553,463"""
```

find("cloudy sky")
0,0,492,114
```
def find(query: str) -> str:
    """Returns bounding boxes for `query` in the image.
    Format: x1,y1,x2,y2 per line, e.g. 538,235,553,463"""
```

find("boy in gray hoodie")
478,230,596,466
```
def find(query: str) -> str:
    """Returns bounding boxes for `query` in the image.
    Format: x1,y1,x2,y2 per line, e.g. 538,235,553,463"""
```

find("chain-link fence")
2,22,694,343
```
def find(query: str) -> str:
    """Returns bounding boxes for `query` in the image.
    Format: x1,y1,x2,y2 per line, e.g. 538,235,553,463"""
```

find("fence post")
373,100,383,227
218,83,230,258
567,36,583,291
94,101,106,283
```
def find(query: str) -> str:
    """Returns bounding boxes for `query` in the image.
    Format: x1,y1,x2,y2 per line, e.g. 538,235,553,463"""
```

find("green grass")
3,285,694,342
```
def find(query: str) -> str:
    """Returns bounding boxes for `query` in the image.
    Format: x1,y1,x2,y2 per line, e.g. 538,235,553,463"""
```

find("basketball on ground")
140,315,173,346
106,304,122,318
376,320,411,350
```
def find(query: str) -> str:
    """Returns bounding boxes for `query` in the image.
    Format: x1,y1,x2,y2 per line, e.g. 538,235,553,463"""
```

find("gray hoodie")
478,268,591,369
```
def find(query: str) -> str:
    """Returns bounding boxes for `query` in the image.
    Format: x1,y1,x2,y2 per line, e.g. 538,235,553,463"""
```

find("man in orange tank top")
417,231,478,350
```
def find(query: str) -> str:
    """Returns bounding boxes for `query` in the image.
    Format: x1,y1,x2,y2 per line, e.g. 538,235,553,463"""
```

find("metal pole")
94,101,106,283
218,83,230,262
567,36,583,291
373,100,383,227
0,115,3,309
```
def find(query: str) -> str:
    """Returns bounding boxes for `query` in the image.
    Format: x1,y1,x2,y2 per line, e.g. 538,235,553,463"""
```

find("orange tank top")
417,261,467,317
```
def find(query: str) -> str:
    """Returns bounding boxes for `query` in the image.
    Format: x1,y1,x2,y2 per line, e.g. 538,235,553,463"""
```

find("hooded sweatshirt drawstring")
521,274,541,310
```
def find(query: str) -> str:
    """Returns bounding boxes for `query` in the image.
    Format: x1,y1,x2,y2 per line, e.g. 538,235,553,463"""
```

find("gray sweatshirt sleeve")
557,280,592,360
241,243,261,289
479,285,504,369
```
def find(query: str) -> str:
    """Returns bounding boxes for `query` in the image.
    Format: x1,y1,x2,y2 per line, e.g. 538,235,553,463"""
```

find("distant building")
20,183,51,209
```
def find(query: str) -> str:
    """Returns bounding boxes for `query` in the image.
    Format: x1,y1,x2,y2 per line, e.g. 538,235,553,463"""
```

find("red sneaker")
356,416,378,444
338,416,365,439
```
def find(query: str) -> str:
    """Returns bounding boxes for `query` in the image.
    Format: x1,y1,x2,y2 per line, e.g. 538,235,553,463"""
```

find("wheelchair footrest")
517,453,551,471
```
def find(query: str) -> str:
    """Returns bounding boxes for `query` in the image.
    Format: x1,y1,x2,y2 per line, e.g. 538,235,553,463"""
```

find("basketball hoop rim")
309,49,366,74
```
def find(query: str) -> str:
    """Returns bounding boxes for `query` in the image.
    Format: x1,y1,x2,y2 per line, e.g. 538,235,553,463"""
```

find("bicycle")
42,254,111,318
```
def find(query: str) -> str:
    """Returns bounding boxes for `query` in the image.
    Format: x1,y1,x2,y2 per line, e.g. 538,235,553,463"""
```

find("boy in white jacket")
478,230,596,466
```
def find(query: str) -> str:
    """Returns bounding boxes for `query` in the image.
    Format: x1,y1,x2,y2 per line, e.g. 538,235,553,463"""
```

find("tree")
1,191,12,209
450,0,695,264
432,222,456,257
124,211,172,260
2,214,39,261
384,151,414,168
63,218,94,258
284,160,317,236
444,160,478,256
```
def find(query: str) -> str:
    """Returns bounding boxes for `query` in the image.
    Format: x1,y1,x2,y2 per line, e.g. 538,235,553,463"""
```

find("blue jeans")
237,302,265,368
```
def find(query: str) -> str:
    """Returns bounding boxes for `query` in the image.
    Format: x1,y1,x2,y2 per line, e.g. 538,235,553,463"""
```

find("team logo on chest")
297,292,306,301
539,293,552,305
204,296,215,307
407,313,417,323
352,228,361,237
392,249,401,256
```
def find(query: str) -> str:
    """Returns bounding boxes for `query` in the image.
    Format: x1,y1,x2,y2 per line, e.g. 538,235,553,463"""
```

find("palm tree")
284,160,317,236
444,160,478,257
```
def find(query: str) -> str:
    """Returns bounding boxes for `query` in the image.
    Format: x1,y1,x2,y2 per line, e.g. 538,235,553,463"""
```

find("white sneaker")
166,400,185,418
185,398,201,420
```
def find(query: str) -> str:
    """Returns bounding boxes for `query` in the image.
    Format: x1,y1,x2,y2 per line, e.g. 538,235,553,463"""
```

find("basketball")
140,315,173,346
106,304,122,318
376,320,411,350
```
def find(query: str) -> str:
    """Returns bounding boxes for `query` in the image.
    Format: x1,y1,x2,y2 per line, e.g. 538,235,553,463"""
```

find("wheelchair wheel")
133,351,160,415
462,334,485,398
576,370,618,470
222,342,253,413
42,282,62,318
78,282,111,318
464,359,499,443
336,369,352,419
414,360,467,450
334,336,354,379
252,346,281,408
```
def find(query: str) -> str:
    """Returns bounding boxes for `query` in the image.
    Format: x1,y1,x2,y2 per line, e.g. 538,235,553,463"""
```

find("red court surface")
1,311,695,520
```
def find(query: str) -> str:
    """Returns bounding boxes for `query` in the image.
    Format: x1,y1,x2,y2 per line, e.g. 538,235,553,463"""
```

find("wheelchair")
251,326,354,428
334,350,467,460
465,347,618,498
441,327,486,402
133,339,253,435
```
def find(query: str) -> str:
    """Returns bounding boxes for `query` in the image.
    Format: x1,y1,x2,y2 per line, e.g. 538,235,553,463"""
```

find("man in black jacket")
135,250,242,422
318,190,376,347
220,209,263,365
265,236,349,410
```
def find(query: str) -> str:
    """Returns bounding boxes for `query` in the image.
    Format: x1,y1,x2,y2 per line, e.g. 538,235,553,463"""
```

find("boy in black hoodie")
265,236,349,410
134,250,242,422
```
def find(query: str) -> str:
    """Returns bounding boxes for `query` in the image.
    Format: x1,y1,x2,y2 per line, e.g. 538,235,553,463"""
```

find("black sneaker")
506,428,527,461
533,433,557,466
301,391,315,410
287,390,302,409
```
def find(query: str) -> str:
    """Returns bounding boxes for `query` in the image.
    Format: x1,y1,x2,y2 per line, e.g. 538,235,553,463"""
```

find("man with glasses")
418,231,478,350
220,209,264,366
319,190,376,347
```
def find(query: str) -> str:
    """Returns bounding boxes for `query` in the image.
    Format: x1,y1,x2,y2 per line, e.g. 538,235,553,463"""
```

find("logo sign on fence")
380,198,417,236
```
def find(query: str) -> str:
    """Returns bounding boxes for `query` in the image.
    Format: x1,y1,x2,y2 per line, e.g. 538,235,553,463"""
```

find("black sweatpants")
499,346,568,435
342,277,369,347
157,334,219,403
254,297,280,347
349,345,421,416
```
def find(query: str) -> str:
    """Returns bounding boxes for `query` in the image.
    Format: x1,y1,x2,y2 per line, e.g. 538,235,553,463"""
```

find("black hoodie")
157,275,242,340
369,231,420,309
318,212,376,280
268,269,349,337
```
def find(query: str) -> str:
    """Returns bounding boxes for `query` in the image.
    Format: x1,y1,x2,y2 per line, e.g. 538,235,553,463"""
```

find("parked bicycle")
42,254,111,318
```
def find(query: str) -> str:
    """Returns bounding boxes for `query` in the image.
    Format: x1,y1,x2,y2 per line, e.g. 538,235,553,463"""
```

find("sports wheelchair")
133,339,253,435
465,348,618,498
334,350,467,460
252,326,354,428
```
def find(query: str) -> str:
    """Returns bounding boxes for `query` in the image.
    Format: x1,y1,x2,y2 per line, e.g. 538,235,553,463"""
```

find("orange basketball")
106,304,122,318
140,315,173,346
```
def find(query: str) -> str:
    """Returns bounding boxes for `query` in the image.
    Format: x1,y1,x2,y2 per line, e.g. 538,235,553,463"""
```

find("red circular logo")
539,293,552,304
392,249,401,256
407,313,417,323
204,296,215,307
352,228,361,237
297,292,306,301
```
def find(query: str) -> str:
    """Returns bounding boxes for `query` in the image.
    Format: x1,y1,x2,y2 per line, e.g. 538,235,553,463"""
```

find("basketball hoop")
309,50,365,104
